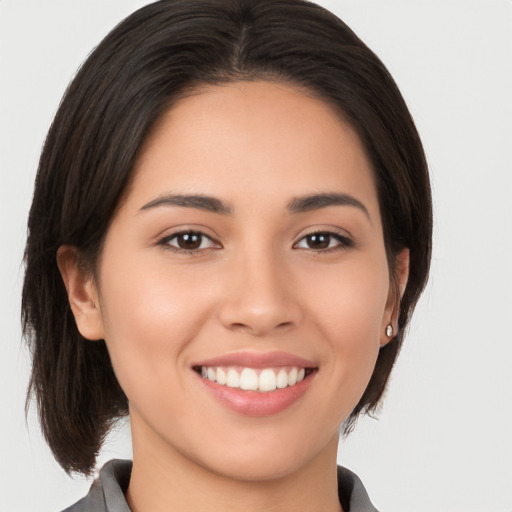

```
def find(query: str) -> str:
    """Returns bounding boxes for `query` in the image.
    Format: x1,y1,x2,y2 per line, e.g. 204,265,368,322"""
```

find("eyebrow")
287,193,370,219
139,192,370,219
140,194,233,215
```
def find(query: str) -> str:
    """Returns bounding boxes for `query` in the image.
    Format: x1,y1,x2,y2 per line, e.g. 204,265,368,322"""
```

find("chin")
205,454,309,483
190,427,337,483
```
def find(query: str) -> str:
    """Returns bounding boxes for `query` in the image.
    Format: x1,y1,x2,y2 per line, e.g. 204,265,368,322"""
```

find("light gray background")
1,1,511,511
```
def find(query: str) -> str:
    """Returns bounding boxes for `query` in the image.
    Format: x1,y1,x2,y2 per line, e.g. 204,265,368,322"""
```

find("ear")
381,248,410,347
57,245,105,341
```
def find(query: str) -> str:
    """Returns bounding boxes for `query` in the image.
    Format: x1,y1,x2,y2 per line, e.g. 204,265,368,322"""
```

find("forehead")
127,80,379,218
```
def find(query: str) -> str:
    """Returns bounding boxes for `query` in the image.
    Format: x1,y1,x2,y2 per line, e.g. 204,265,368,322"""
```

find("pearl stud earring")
385,324,393,338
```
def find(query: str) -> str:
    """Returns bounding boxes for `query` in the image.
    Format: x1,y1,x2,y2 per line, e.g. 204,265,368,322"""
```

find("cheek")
310,253,389,336
96,253,215,398
305,256,389,389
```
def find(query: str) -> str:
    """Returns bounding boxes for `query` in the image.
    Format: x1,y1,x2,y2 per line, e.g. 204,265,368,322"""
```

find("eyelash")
157,230,354,254
157,231,220,254
293,231,354,252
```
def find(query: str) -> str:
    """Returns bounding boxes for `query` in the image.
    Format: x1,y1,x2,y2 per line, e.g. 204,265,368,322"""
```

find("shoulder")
61,460,132,512
337,465,380,512
61,460,377,512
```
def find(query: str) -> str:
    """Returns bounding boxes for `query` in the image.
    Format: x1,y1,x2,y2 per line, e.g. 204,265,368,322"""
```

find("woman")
22,1,432,510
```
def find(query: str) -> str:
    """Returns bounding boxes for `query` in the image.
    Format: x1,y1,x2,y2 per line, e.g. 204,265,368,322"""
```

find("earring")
385,324,393,338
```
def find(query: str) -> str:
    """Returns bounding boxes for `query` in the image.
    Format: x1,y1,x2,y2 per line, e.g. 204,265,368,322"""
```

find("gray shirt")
62,459,379,512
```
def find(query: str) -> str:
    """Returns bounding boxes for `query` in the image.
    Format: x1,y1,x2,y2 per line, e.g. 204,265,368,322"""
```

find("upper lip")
193,351,317,369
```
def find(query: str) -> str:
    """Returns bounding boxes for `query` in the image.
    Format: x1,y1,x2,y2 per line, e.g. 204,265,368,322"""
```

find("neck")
126,422,343,512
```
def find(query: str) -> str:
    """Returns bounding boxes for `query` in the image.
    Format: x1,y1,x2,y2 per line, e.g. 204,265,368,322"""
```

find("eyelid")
153,223,221,244
154,225,354,254
293,228,355,252
157,228,222,253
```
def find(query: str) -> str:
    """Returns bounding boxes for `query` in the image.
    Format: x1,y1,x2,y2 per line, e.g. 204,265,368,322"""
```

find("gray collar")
63,459,379,512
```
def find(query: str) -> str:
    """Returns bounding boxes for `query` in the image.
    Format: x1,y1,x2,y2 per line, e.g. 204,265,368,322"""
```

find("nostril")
227,320,295,335
230,322,248,330
276,321,293,329
217,292,303,335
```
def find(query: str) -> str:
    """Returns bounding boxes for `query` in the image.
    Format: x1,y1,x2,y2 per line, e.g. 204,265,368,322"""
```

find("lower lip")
197,372,315,416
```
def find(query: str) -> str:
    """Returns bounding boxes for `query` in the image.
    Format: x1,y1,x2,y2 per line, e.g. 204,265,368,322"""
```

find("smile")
194,366,314,392
192,352,318,415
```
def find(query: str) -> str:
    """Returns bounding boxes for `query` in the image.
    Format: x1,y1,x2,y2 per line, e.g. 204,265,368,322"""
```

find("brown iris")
304,233,331,249
175,232,202,250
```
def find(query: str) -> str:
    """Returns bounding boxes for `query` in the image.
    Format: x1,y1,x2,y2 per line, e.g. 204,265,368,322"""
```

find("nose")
217,249,302,336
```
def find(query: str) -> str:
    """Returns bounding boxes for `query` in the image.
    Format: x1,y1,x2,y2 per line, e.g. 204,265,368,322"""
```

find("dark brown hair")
22,0,432,475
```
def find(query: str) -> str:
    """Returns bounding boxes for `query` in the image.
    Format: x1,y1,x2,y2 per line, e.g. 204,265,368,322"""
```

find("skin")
59,81,409,512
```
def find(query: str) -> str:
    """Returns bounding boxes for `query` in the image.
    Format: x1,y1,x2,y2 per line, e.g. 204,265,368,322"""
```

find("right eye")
158,231,219,253
294,231,354,252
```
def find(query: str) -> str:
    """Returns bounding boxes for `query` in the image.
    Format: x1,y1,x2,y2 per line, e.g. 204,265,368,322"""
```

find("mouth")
192,352,318,416
193,365,316,392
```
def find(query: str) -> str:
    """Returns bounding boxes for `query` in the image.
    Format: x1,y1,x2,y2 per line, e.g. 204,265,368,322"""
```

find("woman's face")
74,81,406,481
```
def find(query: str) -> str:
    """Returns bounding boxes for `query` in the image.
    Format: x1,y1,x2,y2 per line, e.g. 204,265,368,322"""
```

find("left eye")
294,232,351,251
160,231,217,251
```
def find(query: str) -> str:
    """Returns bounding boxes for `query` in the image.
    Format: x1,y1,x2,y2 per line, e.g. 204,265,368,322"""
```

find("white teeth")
276,368,288,389
216,367,227,385
288,367,298,386
240,368,259,390
259,369,277,391
226,368,240,388
199,366,311,392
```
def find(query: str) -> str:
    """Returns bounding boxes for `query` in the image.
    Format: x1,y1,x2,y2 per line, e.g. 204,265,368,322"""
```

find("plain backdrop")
1,1,511,511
